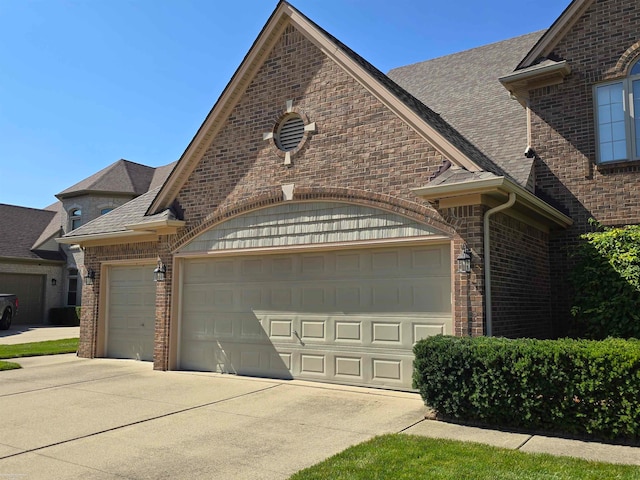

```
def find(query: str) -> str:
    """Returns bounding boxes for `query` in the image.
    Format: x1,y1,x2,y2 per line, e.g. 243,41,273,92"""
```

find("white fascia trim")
56,230,152,245
412,176,573,228
412,176,506,198
148,9,291,214
518,0,594,69
126,219,185,232
499,61,571,86
287,9,481,173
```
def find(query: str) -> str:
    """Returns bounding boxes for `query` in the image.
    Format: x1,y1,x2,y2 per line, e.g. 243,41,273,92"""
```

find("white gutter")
484,192,516,337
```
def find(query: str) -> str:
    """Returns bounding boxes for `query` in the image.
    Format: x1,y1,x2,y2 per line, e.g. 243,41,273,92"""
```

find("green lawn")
289,434,640,480
0,338,79,370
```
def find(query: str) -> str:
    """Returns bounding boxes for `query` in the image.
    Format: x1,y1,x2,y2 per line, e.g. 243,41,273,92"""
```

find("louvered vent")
276,115,305,151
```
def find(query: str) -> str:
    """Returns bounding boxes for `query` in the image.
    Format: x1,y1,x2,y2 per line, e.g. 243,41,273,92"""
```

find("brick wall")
79,19,562,365
528,0,640,333
489,213,552,338
176,25,446,233
441,205,487,338
172,24,496,339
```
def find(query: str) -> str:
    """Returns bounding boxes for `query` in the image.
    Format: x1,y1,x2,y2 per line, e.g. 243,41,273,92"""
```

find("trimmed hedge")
413,335,640,441
49,307,81,326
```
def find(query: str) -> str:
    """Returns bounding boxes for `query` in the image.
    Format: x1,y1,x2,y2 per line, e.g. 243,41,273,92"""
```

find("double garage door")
179,244,451,390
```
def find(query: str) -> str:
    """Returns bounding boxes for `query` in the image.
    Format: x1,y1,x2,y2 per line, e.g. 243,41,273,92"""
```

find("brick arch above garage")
172,186,454,252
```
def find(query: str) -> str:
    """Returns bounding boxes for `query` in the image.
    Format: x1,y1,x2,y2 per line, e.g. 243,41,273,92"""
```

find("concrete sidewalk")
1,329,638,476
0,325,80,345
404,417,640,466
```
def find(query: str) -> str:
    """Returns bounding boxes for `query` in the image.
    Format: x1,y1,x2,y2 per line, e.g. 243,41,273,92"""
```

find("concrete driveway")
0,354,427,479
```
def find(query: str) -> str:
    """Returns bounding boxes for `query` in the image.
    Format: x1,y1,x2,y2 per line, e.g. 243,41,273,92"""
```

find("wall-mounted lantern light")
84,268,95,286
154,259,166,282
51,278,57,286
456,244,472,274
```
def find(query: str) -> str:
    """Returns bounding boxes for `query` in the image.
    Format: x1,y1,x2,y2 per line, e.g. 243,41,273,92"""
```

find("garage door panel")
413,322,447,342
0,273,44,325
300,319,325,340
180,244,451,390
106,265,155,362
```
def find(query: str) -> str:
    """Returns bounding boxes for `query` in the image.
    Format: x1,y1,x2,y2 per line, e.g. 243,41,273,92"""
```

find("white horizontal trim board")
179,202,443,253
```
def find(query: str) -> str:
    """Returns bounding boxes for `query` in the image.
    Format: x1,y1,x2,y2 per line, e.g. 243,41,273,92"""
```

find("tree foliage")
570,223,640,339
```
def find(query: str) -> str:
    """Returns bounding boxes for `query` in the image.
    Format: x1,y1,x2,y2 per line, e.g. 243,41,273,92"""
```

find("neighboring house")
0,204,65,324
0,159,174,325
59,0,637,391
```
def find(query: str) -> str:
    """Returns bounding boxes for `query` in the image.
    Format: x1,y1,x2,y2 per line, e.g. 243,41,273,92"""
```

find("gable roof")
58,162,183,243
59,186,183,246
56,159,157,199
388,31,545,187
0,204,65,262
32,201,63,250
147,0,509,215
517,0,594,69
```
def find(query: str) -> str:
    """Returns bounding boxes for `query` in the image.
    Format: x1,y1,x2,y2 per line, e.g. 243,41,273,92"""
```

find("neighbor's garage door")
106,265,155,361
0,273,44,325
179,244,451,390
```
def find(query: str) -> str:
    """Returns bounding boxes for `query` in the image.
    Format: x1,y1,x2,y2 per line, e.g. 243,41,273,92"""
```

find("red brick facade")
78,12,562,371
528,0,640,333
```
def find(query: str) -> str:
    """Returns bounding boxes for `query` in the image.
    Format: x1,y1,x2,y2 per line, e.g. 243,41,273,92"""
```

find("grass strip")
0,360,21,370
0,338,79,360
289,434,640,480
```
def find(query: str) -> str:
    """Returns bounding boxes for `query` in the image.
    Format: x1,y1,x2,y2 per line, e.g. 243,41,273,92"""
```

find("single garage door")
0,273,44,325
180,244,451,390
106,265,155,361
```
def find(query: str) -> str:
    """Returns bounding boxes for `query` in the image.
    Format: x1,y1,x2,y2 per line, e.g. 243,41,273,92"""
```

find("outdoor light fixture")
51,278,57,286
84,268,95,286
456,244,472,274
153,259,166,282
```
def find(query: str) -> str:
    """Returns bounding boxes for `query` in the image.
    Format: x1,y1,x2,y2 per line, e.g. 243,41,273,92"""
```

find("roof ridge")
0,203,52,213
389,30,547,73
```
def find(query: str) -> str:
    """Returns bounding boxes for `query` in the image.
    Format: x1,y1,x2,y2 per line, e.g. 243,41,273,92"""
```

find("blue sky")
0,0,568,209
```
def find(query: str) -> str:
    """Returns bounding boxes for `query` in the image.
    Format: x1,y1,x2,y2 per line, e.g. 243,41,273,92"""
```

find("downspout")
484,192,516,337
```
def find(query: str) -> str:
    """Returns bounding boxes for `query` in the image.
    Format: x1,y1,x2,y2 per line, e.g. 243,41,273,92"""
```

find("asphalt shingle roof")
56,159,157,198
57,161,176,238
388,30,546,187
308,15,506,179
0,204,65,261
64,186,174,238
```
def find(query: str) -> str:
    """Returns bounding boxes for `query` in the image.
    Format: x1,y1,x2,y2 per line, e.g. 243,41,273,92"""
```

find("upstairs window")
70,209,82,230
100,208,113,215
595,59,640,163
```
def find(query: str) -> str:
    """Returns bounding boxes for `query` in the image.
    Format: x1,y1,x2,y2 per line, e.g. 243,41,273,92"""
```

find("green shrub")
49,307,81,326
570,223,640,339
413,335,640,441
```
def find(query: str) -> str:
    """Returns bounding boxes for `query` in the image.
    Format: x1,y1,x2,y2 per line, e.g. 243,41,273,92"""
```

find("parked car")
0,294,18,330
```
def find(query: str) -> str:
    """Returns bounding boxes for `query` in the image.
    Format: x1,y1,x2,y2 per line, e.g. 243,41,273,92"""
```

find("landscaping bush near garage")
413,335,640,441
49,307,81,326
570,223,640,339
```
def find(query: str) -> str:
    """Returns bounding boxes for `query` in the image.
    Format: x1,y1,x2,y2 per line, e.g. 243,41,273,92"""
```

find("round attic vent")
275,114,305,152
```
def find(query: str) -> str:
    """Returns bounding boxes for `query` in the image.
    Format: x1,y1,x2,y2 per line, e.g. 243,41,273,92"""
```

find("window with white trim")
595,59,640,163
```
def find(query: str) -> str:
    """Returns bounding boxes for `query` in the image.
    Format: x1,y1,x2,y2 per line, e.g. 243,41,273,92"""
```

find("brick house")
59,0,636,390
0,159,173,325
